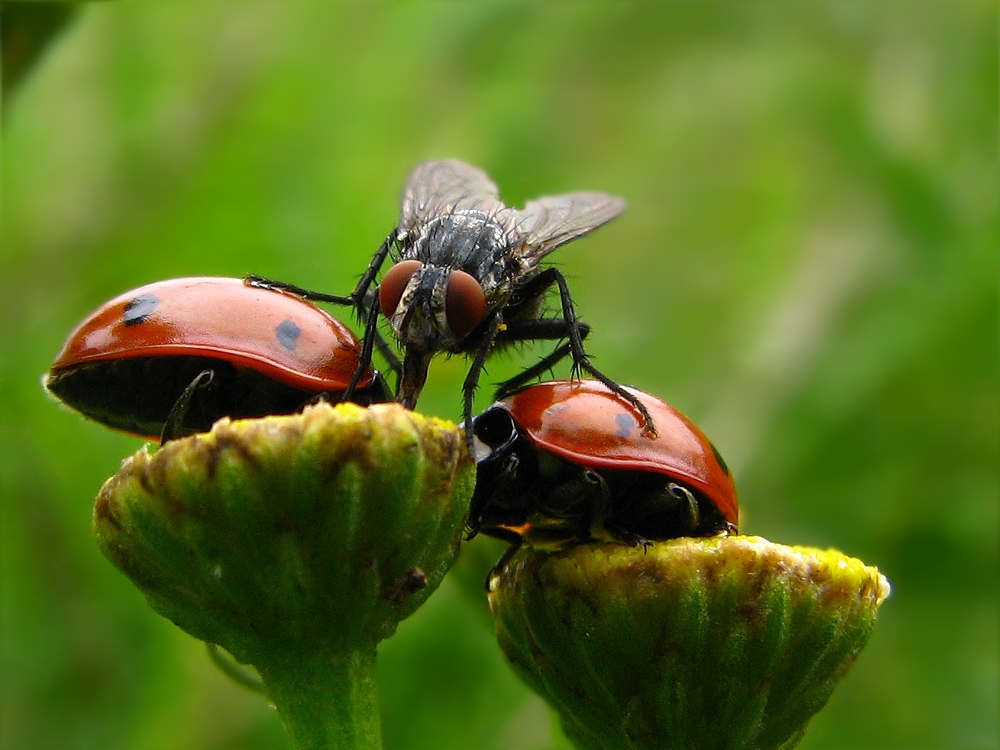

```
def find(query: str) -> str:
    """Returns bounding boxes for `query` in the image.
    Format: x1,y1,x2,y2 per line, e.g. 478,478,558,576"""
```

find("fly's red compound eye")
445,270,486,339
379,260,423,318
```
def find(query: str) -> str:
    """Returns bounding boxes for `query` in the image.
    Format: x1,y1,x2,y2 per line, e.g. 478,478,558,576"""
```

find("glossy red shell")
497,379,738,525
50,277,375,392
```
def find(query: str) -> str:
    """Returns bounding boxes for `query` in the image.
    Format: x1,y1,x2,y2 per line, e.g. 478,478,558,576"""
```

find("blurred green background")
1,2,995,749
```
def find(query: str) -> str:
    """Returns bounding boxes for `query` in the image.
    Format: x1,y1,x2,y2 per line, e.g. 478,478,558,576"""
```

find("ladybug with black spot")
45,276,388,442
467,379,738,584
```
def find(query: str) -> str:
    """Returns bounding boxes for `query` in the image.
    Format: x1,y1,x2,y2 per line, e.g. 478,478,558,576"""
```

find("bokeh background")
1,2,995,749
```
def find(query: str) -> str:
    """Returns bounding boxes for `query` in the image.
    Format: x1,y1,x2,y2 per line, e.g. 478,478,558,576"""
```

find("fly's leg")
460,312,505,446
494,267,656,435
493,319,588,397
244,274,354,306
344,300,387,400
245,230,402,386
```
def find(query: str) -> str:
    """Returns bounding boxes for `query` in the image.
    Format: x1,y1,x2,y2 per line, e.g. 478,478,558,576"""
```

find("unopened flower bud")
94,402,473,750
490,536,889,750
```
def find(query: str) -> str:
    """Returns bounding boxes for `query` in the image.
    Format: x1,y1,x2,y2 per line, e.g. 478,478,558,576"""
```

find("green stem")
255,646,383,750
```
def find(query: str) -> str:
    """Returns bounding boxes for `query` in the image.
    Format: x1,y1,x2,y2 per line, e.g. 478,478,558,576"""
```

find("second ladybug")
45,277,389,442
467,379,738,584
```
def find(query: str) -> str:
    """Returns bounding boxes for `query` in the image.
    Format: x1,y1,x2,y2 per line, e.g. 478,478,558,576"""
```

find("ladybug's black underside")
46,356,387,440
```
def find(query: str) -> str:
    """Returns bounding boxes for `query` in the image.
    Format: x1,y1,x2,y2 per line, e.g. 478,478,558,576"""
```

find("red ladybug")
45,277,389,441
467,379,738,582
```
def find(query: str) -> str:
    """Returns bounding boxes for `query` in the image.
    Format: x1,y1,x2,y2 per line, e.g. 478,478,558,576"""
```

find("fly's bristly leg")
246,231,403,388
244,275,355,307
345,301,385,400
462,312,505,443
492,320,583,399
350,232,396,315
246,230,395,323
548,267,656,435
492,267,657,435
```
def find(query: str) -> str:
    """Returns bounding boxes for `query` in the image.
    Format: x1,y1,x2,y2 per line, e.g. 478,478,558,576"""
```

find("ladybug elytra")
45,277,388,441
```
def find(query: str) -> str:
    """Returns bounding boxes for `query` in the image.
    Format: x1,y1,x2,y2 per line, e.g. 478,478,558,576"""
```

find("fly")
248,159,656,439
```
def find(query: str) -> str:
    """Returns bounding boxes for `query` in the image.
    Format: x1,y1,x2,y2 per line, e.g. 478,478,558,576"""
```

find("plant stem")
256,646,383,750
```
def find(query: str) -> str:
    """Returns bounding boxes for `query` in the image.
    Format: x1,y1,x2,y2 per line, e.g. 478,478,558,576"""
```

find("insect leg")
161,369,215,444
480,527,525,591
246,230,395,319
244,275,354,307
352,237,402,378
462,312,505,444
247,232,402,379
497,268,656,434
344,300,386,400
350,231,396,312
548,267,656,434
493,318,589,397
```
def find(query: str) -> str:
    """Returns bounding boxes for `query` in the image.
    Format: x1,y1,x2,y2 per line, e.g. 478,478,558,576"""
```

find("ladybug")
45,277,389,442
248,159,654,440
466,379,738,584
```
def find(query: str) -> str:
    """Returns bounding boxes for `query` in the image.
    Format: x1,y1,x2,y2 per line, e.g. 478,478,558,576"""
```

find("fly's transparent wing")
511,192,627,261
399,160,508,232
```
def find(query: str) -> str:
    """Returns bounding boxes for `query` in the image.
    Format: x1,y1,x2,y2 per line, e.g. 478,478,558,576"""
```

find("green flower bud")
490,536,890,750
93,402,473,750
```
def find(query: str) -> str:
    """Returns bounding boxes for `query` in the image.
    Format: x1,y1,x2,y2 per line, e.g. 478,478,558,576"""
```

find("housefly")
248,159,655,438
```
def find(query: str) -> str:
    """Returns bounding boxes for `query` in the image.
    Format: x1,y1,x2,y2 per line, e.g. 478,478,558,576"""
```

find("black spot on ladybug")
276,319,301,351
123,294,159,326
614,412,634,438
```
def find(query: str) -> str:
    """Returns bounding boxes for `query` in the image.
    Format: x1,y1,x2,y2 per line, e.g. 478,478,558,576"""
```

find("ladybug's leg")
667,483,701,534
467,452,521,540
601,520,653,551
576,468,608,543
480,527,525,591
161,369,214,444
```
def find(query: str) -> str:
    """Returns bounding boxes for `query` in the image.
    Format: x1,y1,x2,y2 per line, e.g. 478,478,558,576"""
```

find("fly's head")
378,211,515,352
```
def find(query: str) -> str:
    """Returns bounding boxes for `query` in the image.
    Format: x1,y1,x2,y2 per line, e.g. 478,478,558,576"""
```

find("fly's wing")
511,192,627,262
398,160,509,232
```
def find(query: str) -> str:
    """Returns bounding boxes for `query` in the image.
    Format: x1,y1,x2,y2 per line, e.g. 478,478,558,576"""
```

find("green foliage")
1,2,995,749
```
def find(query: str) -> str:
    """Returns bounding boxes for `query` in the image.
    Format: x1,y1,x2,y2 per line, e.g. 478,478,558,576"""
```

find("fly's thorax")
404,210,522,294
